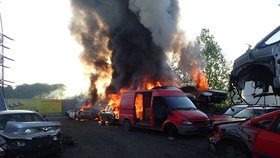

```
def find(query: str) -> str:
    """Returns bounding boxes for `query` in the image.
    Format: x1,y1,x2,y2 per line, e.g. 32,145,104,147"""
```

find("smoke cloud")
70,0,202,103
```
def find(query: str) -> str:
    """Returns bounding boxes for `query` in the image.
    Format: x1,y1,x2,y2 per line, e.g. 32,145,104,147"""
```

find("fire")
107,88,128,119
106,81,164,120
146,81,162,90
80,102,93,112
192,69,209,90
135,94,143,121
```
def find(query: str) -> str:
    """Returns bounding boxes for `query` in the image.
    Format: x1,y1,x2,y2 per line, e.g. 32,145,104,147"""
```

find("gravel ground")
48,115,213,158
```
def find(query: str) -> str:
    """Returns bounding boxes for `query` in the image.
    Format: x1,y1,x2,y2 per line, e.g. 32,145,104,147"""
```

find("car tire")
124,119,132,132
217,142,248,158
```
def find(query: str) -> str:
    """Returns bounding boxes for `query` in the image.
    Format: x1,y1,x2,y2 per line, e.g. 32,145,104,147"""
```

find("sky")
0,0,279,97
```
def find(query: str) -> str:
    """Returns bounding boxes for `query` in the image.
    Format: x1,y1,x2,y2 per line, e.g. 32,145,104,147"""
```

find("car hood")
209,114,232,122
172,110,209,120
1,121,61,140
213,117,247,126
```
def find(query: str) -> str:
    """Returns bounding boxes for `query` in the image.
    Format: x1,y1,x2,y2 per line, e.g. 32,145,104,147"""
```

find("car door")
253,115,280,158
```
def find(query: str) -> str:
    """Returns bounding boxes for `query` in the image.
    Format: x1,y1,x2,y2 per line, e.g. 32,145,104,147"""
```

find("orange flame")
107,88,128,119
80,102,93,112
192,69,209,90
135,94,143,120
146,81,162,90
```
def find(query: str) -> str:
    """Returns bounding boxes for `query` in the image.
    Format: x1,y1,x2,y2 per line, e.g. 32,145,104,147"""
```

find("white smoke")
129,0,179,50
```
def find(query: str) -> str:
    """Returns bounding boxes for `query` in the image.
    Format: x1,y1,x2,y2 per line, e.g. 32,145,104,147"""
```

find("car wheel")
124,119,132,132
217,142,248,158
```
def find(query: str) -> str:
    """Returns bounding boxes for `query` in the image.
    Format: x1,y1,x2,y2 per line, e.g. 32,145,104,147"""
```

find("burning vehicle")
229,25,280,99
180,86,227,106
69,0,216,136
99,105,117,125
209,109,280,158
119,87,210,137
0,110,62,157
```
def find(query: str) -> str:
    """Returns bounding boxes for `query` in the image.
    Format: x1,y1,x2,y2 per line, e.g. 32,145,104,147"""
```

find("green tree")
197,29,232,90
3,85,15,98
9,83,66,99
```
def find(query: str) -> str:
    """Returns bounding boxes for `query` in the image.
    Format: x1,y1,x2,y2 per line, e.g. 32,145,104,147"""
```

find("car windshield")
224,106,246,116
163,96,197,110
0,113,45,130
233,108,278,119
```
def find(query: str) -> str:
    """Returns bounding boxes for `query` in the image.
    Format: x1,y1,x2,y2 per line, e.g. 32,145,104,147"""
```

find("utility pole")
0,12,14,97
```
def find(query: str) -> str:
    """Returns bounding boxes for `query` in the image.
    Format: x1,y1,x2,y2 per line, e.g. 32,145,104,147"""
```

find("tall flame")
135,94,143,121
192,69,209,90
146,81,162,90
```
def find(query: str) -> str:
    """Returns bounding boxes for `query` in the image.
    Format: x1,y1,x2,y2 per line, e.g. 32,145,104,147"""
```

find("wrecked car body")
0,110,62,158
229,25,280,96
209,109,280,158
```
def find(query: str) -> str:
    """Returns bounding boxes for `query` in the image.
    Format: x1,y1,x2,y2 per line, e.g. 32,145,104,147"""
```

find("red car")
209,109,280,158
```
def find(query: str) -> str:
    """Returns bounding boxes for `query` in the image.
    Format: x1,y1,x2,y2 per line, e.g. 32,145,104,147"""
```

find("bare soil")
48,115,212,158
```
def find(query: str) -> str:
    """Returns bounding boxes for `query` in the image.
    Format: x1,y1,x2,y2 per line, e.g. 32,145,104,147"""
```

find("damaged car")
209,109,280,158
229,25,280,96
0,110,62,158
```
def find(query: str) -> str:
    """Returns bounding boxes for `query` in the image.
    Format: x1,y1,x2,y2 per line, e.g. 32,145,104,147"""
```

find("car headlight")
183,120,193,125
24,128,38,134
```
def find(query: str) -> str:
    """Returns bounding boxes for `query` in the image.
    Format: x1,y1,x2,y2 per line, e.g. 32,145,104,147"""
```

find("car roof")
0,110,37,115
230,104,249,108
243,106,280,110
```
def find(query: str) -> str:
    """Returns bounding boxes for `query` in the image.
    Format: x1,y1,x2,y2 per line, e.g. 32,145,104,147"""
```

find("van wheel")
124,119,132,132
167,125,178,138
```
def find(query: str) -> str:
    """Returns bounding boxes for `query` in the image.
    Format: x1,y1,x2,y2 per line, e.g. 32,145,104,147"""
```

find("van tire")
124,119,132,132
167,125,178,138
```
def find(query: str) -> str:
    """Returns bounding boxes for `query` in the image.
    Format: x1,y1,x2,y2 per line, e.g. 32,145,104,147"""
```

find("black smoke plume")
70,0,180,102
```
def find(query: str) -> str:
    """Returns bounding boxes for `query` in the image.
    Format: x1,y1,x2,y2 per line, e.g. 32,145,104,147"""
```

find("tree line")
3,83,66,99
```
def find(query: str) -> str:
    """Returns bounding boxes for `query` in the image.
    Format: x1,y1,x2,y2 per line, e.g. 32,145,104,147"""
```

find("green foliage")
3,83,66,99
197,28,232,90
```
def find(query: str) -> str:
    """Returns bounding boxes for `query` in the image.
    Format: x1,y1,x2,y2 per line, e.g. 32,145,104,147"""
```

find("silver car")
0,110,62,157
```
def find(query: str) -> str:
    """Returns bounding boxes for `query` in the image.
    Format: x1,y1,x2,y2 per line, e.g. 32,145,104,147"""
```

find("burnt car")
73,107,93,120
209,109,280,158
99,105,117,125
0,110,62,158
229,25,280,96
180,86,227,106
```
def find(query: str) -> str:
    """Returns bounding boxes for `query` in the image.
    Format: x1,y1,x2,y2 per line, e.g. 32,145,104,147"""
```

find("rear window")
224,106,246,116
234,108,278,119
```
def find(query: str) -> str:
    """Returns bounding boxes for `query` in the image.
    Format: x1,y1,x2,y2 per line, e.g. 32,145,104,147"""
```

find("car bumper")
5,135,62,157
176,125,210,135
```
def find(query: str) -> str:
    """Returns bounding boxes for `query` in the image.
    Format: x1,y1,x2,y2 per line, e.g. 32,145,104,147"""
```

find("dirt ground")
48,115,212,158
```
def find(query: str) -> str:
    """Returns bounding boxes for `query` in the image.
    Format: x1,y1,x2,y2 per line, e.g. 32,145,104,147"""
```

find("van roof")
123,89,185,96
